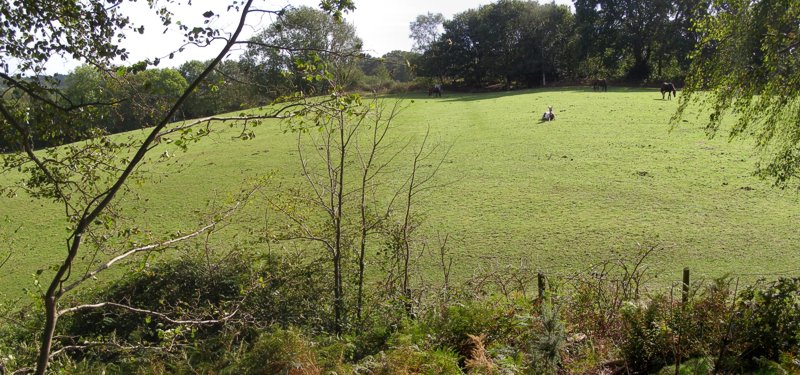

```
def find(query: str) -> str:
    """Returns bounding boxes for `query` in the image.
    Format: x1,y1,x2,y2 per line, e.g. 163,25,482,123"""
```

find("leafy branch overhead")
676,0,800,186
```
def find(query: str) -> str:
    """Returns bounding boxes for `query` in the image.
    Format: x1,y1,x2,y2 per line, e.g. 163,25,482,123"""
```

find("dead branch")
57,301,238,324
49,341,165,360
60,200,243,295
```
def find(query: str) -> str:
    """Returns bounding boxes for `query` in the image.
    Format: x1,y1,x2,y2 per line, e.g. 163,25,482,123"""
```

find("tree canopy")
417,0,575,87
243,5,362,97
409,12,444,53
409,0,702,87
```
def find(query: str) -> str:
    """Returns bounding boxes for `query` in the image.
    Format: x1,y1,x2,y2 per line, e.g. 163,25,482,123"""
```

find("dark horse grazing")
592,79,607,92
428,85,442,97
661,82,677,100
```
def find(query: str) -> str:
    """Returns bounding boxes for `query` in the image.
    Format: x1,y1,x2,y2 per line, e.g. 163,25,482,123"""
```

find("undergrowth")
1,248,798,374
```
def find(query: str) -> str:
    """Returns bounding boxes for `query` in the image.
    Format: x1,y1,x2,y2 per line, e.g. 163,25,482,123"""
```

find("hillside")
2,87,799,303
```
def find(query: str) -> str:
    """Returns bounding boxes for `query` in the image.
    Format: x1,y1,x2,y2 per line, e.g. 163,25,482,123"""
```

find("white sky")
39,0,573,74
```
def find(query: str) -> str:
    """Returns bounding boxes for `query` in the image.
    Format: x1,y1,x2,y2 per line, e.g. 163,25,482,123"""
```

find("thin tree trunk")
333,251,342,332
333,112,347,333
356,118,373,323
36,232,84,375
401,152,418,302
356,167,368,322
356,101,393,323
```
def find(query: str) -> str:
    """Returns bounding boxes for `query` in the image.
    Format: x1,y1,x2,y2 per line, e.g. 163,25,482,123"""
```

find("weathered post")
537,272,546,300
676,267,691,375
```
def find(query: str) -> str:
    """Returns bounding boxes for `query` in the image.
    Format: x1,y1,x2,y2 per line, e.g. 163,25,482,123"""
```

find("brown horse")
661,82,677,100
592,79,607,92
428,85,442,97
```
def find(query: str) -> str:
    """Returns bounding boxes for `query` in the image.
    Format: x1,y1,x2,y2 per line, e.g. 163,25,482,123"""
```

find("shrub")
428,301,516,361
529,303,566,374
730,278,800,367
0,304,42,372
64,252,332,342
619,279,740,374
350,320,394,361
620,297,672,373
225,327,321,375
242,253,332,331
57,251,334,372
10,248,800,374
358,345,462,375
65,256,251,343
654,357,714,375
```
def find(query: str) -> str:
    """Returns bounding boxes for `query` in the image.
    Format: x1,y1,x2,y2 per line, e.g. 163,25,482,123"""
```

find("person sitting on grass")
541,106,555,121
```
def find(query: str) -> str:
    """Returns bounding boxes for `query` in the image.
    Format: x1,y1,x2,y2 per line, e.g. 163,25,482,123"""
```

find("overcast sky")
39,0,573,74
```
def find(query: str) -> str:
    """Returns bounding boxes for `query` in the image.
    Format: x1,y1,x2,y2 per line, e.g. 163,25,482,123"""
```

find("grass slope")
2,87,799,302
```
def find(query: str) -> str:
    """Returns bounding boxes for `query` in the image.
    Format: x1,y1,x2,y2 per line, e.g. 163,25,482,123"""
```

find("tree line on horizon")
0,0,701,151
415,0,698,87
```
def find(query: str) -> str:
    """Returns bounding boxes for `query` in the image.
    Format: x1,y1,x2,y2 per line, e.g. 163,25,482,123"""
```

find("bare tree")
354,99,406,322
263,64,449,330
267,89,393,332
386,129,449,311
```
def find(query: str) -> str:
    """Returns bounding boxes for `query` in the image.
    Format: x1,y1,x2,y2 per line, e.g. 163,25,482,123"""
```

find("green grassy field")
2,87,799,303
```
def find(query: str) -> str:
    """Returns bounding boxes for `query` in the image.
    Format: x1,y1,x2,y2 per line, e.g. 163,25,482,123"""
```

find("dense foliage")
3,253,799,373
413,0,701,88
243,6,363,98
573,0,700,81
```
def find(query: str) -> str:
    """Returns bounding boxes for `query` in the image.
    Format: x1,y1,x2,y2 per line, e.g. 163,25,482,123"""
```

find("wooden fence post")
537,272,545,300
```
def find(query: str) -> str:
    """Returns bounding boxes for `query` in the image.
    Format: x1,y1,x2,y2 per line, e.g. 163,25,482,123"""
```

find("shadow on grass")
386,86,672,103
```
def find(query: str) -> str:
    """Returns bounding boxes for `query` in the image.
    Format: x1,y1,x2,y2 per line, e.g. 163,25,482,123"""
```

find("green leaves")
244,5,362,98
0,0,132,73
676,0,800,186
418,1,575,86
318,0,356,22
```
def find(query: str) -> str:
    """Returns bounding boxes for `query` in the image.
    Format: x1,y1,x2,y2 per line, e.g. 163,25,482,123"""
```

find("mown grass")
2,87,799,303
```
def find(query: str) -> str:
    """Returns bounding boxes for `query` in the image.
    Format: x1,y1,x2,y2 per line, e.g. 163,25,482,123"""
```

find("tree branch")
57,301,238,324
49,342,164,360
60,201,241,295
0,102,76,216
153,103,307,141
235,40,362,59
